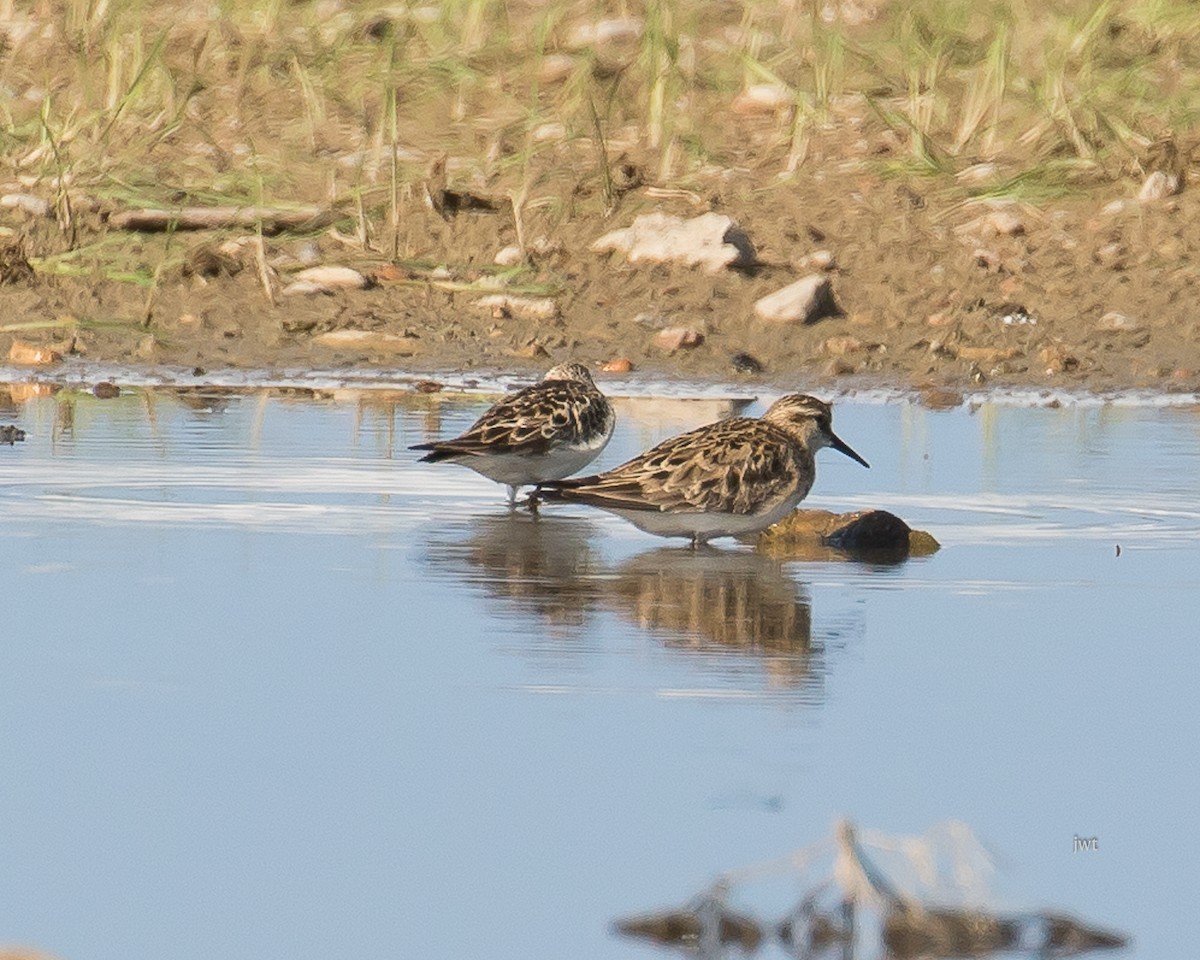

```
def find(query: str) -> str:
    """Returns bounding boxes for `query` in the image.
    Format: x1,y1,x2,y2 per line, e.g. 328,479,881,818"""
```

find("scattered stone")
754,274,839,324
957,345,1020,364
1096,311,1144,333
996,305,1037,326
1138,170,1180,202
412,380,443,393
823,335,865,356
955,162,999,185
175,312,202,330
473,294,559,322
633,312,670,330
372,264,408,283
1094,242,1125,268
955,209,1025,239
601,357,635,373
926,312,954,327
655,327,705,352
494,245,525,266
312,330,422,355
280,280,328,296
511,340,550,360
731,83,792,115
532,122,567,143
538,53,576,84
823,356,860,376
134,335,158,360
1101,198,1133,215
296,241,322,265
1039,342,1079,373
92,381,120,399
7,340,61,366
289,265,370,291
730,351,764,373
281,316,318,334
986,209,1025,236
565,17,643,50
973,248,1002,271
0,424,26,444
804,249,837,271
0,193,51,217
591,211,756,272
919,386,964,409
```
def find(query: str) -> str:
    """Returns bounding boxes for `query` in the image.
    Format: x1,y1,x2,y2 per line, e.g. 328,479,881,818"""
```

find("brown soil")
4,165,1200,398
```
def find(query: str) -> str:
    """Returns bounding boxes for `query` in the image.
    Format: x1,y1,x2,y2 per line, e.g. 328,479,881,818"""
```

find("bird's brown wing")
549,418,802,514
414,381,612,458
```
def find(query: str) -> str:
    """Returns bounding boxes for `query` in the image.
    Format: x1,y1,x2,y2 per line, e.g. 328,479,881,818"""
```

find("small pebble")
655,327,704,352
92,381,120,399
1096,311,1144,333
730,351,763,373
1138,170,1179,202
494,245,524,266
413,380,443,393
601,357,634,373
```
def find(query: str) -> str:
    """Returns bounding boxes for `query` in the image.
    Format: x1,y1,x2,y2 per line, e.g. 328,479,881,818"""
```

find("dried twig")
109,206,338,233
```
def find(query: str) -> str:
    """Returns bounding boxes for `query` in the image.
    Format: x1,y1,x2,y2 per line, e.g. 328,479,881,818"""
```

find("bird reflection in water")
424,516,831,695
610,549,823,691
423,513,606,628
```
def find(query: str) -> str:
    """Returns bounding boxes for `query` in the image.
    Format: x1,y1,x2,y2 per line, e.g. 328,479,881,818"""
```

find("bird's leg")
527,485,543,516
506,485,519,508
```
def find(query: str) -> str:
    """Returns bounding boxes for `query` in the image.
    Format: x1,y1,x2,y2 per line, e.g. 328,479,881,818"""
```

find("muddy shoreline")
4,167,1200,405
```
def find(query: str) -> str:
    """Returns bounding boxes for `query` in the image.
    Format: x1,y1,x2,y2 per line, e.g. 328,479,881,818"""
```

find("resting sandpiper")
410,362,616,504
538,394,867,546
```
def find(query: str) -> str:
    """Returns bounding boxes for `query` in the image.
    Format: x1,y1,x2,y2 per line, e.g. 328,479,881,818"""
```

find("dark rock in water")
1,424,26,444
730,351,764,373
93,381,121,399
822,509,913,555
757,509,939,561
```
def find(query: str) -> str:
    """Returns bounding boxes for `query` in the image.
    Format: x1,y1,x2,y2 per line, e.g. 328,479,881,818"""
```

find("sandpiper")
538,394,868,546
410,362,616,504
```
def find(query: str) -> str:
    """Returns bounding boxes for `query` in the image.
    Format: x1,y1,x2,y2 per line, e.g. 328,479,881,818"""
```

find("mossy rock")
757,509,940,561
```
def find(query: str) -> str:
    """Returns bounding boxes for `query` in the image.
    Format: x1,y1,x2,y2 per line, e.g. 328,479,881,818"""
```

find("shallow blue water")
1,386,1197,960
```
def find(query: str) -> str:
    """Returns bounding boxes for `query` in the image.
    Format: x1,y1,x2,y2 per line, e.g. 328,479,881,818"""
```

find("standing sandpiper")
537,394,867,546
410,362,616,504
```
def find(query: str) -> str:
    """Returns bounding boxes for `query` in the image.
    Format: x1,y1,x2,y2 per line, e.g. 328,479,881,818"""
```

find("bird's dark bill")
829,431,870,468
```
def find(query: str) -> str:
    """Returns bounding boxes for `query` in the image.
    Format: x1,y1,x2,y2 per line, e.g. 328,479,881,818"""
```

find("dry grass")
0,0,1198,262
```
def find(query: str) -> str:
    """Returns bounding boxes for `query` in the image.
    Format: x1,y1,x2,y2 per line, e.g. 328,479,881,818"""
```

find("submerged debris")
0,424,26,444
615,819,1129,960
615,896,763,952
